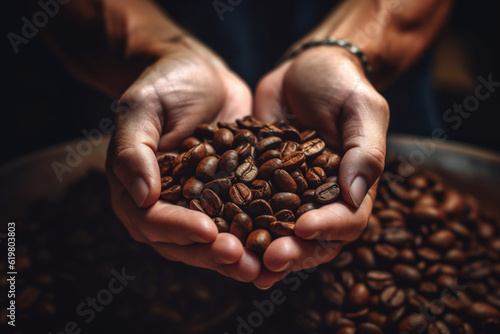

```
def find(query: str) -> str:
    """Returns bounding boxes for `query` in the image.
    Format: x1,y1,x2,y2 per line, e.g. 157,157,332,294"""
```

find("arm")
253,0,453,288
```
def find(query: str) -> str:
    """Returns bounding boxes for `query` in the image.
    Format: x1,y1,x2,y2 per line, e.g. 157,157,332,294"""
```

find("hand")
106,39,260,282
252,47,389,288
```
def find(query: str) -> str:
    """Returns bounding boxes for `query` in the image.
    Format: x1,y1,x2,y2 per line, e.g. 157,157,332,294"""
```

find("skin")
31,0,453,287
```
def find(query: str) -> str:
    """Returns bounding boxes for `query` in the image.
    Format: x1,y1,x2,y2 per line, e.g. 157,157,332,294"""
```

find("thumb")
338,90,389,208
107,97,163,208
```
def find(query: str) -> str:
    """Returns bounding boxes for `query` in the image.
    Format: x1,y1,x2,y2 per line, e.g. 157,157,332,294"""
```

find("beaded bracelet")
278,38,372,74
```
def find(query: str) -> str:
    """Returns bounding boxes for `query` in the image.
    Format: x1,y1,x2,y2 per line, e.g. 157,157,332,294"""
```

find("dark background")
2,1,499,166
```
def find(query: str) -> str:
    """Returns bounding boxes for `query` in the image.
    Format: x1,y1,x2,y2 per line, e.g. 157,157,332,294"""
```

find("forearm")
32,0,220,97
294,0,453,89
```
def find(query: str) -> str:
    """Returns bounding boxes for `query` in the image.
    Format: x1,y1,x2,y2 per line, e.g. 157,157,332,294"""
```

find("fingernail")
304,231,321,240
349,176,368,208
274,261,292,272
130,177,149,207
255,284,273,290
214,256,235,265
189,234,212,243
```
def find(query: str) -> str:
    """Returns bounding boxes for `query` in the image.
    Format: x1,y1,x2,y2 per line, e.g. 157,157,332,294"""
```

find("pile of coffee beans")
157,116,342,253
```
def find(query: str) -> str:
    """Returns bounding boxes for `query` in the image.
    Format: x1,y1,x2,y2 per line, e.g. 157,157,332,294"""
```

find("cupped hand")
252,47,389,288
106,39,260,282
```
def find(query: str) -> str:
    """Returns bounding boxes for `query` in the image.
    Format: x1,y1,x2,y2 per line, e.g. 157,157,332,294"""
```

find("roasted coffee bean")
393,264,422,285
348,283,370,310
161,176,174,191
331,251,354,268
190,199,205,213
281,151,306,172
233,129,257,146
366,271,394,291
296,203,319,218
428,229,456,251
246,229,271,254
323,281,345,307
367,312,388,328
258,158,282,180
203,177,232,195
270,192,301,213
161,185,182,202
234,143,253,162
295,309,322,331
180,136,202,152
229,183,252,207
312,153,341,174
224,202,243,221
196,156,219,180
235,161,258,183
300,138,325,159
237,115,264,130
203,142,216,156
357,322,383,334
290,170,308,194
270,221,295,237
182,176,204,200
200,189,224,217
250,180,272,200
300,129,317,142
182,143,208,167
380,285,406,308
374,243,399,260
417,247,442,262
230,213,252,243
398,314,428,334
274,209,296,222
466,301,500,320
218,150,239,174
306,166,326,187
273,169,297,193
314,182,340,204
247,199,273,217
258,124,283,139
254,215,276,229
194,123,217,138
212,128,234,153
280,124,302,142
213,217,229,233
17,286,40,310
256,136,282,154
279,141,300,157
301,189,316,204
256,149,281,166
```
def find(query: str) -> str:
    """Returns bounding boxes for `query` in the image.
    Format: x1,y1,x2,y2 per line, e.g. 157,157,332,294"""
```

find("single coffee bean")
397,314,428,334
427,321,451,334
312,153,341,174
17,286,40,310
250,180,272,200
213,128,234,153
256,136,282,154
235,161,258,183
367,312,388,328
393,264,422,285
190,199,205,213
247,199,273,217
182,143,208,167
196,156,219,180
331,251,354,268
348,283,370,310
300,138,325,159
203,177,232,195
258,158,282,180
301,189,316,204
270,192,301,213
161,185,182,202
229,183,253,208
234,143,253,162
200,189,224,217
256,149,281,166
314,182,340,204
233,129,257,146
296,203,319,218
237,116,264,131
213,217,229,233
273,169,297,193
194,123,217,139
428,229,456,251
418,281,438,295
230,213,253,243
280,124,302,142
300,129,317,142
366,271,395,291
180,136,202,152
306,166,326,187
289,170,308,194
254,215,276,229
171,162,189,178
356,246,377,269
270,221,295,237
357,322,383,334
417,247,442,262
279,141,300,158
223,201,244,221
466,302,500,320
203,142,217,156
218,150,239,174
274,209,296,222
380,286,406,308
182,176,205,200
281,151,306,172
258,124,283,139
374,243,399,261
399,249,416,263
383,227,414,245
246,229,272,254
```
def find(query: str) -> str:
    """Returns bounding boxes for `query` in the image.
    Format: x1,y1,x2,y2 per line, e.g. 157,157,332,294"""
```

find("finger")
338,85,389,208
108,87,164,208
253,64,290,123
218,69,253,122
110,169,218,244
294,185,376,241
151,237,260,282
252,268,288,290
262,236,343,273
